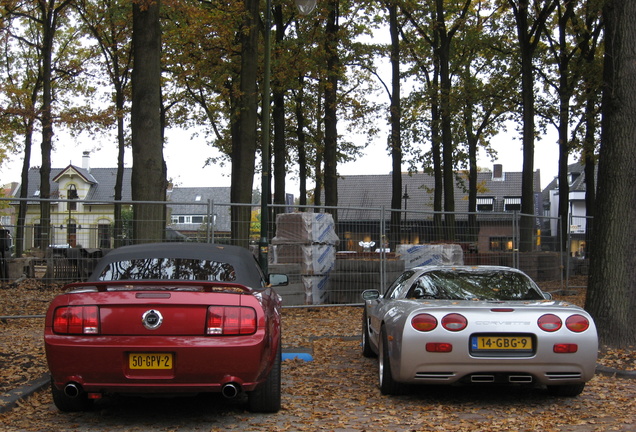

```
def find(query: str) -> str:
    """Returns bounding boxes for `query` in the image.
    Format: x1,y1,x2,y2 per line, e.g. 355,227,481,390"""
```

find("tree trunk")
463,65,478,242
295,79,308,208
131,0,166,243
230,0,259,246
323,0,339,220
435,0,457,241
586,0,636,348
516,2,536,253
38,3,55,249
388,1,403,249
430,16,443,242
556,0,575,254
114,81,126,248
16,122,34,257
273,4,286,218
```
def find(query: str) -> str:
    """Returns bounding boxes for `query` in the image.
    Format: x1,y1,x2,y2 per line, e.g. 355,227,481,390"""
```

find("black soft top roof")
88,243,265,288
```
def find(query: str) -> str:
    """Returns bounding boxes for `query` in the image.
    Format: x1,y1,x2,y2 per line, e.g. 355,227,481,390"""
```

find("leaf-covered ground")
0,278,635,431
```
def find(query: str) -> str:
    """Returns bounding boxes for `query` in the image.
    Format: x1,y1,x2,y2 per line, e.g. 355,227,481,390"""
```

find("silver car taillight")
411,313,437,332
538,314,562,332
441,313,467,331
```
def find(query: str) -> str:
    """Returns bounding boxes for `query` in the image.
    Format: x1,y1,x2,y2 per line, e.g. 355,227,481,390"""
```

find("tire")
50,378,93,412
378,326,405,395
248,342,282,413
547,383,586,397
362,309,377,358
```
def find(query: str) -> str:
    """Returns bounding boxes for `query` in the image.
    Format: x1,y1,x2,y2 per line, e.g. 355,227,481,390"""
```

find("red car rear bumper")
45,332,274,394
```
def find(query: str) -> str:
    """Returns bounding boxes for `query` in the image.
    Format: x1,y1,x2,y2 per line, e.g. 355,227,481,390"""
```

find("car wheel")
248,342,282,413
378,325,405,395
50,378,93,412
362,309,377,358
547,383,586,397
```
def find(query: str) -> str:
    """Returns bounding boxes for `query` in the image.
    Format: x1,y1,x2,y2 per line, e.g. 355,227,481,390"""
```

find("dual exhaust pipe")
470,374,533,383
63,381,243,399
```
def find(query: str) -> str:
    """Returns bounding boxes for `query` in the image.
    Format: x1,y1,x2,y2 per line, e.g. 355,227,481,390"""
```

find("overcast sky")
1,123,562,195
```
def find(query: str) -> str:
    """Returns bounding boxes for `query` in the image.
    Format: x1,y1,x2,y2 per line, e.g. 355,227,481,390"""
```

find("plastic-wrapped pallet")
271,212,339,245
270,243,336,275
396,244,464,269
302,274,330,305
270,212,339,305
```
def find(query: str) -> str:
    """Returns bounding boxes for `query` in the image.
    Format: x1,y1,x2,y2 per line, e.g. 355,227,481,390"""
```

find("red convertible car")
45,243,287,413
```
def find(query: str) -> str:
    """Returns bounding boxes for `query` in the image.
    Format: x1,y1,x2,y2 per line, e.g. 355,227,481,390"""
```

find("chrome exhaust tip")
221,383,241,399
471,375,495,383
509,375,533,383
63,383,81,398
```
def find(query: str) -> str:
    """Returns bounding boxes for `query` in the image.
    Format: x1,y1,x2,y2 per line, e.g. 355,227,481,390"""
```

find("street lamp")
295,0,317,15
260,0,318,273
402,185,410,222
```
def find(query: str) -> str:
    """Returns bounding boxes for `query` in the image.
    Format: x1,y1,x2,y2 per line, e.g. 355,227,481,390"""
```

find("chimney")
493,164,503,180
82,151,90,171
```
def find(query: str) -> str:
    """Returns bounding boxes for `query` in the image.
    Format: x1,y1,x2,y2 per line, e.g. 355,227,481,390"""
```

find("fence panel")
1,198,575,306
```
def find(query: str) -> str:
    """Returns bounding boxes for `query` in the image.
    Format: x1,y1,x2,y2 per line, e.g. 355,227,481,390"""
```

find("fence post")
207,199,214,243
380,206,386,291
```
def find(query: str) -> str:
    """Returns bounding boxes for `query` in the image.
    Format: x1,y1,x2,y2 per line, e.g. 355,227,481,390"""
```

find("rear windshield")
410,270,544,301
97,258,237,282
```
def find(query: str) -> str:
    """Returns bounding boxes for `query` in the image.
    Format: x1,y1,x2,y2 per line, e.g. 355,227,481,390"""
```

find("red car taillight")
411,313,437,332
441,313,467,331
565,314,590,332
538,314,562,332
206,306,257,335
554,343,578,353
426,342,453,352
53,306,99,334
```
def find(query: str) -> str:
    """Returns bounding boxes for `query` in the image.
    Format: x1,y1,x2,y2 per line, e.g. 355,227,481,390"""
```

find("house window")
67,185,78,211
98,224,111,248
192,216,203,224
490,237,514,251
67,222,77,247
504,197,521,212
476,197,494,212
35,223,46,249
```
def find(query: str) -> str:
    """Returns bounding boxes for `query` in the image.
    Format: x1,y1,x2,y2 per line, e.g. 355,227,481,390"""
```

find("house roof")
540,161,597,203
167,187,232,232
336,168,541,220
166,187,231,215
17,166,132,201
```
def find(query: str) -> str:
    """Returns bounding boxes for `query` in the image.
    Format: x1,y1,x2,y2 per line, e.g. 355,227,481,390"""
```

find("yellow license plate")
129,353,173,369
473,336,532,350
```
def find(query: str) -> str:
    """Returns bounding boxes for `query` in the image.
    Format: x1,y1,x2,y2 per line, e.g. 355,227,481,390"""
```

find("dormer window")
504,197,521,212
569,172,581,186
195,195,202,202
477,197,494,212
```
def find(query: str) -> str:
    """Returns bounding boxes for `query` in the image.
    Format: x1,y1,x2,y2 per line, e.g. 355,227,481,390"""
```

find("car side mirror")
543,292,552,300
268,273,288,287
362,289,380,301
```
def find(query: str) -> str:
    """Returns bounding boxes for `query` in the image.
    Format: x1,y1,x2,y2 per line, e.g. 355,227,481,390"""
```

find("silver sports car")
362,265,598,397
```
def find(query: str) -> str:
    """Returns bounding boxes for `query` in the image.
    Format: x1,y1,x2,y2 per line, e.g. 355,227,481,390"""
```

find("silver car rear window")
418,270,544,301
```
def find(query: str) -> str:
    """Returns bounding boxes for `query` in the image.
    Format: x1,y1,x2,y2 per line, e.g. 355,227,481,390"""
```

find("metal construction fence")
0,197,590,306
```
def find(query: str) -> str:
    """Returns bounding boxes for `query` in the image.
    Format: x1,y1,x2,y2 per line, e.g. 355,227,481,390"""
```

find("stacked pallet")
270,212,339,304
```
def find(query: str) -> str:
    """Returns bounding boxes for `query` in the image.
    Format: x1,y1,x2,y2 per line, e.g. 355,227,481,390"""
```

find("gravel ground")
0,278,635,431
